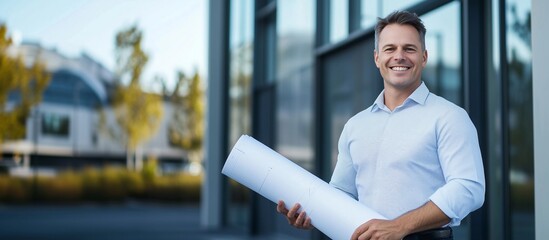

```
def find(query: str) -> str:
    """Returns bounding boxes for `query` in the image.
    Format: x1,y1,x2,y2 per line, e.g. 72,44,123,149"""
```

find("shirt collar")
371,81,430,112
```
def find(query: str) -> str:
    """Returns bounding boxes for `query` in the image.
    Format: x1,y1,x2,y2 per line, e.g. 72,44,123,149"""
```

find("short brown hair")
374,10,426,52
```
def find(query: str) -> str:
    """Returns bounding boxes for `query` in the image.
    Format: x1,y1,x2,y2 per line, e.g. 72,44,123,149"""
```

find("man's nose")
393,49,405,61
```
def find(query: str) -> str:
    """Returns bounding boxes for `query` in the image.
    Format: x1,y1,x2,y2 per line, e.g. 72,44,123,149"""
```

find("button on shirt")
329,82,485,226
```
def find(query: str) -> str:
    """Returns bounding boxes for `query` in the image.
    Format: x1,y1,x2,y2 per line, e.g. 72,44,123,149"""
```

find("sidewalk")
0,202,260,240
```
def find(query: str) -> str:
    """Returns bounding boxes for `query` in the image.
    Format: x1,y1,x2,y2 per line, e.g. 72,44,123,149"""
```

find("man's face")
374,24,427,92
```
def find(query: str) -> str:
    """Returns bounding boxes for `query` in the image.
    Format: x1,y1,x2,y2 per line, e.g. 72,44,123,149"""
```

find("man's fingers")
303,217,312,229
276,201,313,229
287,203,301,219
277,201,288,214
351,222,370,240
294,210,307,226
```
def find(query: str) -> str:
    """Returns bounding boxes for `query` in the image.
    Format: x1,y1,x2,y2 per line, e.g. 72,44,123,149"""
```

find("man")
277,10,485,240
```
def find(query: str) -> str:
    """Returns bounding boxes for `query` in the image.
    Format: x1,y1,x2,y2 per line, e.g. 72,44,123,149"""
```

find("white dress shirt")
330,82,485,226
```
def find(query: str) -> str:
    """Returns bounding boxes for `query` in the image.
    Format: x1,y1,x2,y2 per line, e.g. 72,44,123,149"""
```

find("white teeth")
391,67,409,71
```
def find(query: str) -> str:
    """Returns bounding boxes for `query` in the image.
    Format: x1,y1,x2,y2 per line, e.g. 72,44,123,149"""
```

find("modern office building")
3,43,187,172
205,0,547,239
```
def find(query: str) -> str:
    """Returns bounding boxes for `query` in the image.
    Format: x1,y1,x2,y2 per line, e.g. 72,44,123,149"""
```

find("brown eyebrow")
381,43,419,50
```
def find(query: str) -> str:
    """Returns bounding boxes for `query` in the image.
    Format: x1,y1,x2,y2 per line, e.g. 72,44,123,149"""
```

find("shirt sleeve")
429,108,486,226
329,123,359,199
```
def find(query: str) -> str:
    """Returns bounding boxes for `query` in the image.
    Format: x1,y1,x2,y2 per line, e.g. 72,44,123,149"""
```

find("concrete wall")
532,0,549,239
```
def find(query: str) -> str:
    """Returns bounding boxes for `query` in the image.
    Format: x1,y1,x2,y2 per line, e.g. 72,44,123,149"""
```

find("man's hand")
351,201,450,240
276,200,312,229
350,219,407,240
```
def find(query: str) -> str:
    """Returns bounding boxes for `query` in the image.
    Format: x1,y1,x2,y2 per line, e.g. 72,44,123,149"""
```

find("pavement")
0,202,259,240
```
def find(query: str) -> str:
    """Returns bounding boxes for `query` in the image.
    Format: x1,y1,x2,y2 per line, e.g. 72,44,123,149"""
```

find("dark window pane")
506,0,534,239
41,113,70,137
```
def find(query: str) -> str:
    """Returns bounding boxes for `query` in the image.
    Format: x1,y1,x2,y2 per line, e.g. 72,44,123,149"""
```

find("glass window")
42,113,70,137
265,17,277,83
329,0,349,43
227,0,254,230
276,0,315,171
421,1,462,106
361,0,426,29
505,0,534,239
487,0,505,238
322,37,383,177
421,3,469,238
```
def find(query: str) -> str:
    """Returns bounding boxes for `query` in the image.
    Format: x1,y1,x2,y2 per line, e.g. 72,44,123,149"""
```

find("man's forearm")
394,200,450,235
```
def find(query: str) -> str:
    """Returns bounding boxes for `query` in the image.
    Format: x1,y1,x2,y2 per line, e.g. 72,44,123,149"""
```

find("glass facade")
329,0,348,42
361,0,426,28
421,1,462,106
505,0,534,239
41,113,70,137
227,0,254,230
210,0,538,239
487,0,505,238
276,0,315,171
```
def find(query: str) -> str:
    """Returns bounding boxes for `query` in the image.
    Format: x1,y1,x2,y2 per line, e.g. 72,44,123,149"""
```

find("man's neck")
383,81,421,111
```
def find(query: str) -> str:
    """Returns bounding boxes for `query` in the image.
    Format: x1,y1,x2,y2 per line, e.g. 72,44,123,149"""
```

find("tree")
113,25,163,170
0,24,50,158
168,71,205,173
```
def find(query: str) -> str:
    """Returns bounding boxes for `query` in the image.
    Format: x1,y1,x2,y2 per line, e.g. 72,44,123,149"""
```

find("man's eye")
405,48,416,52
384,48,394,52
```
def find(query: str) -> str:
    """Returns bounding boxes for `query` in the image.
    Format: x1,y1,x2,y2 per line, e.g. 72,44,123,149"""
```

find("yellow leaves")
112,25,163,150
113,84,163,149
168,71,205,152
0,23,51,145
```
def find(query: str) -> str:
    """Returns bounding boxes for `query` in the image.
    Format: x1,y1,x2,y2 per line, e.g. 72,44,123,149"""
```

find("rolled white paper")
222,135,386,240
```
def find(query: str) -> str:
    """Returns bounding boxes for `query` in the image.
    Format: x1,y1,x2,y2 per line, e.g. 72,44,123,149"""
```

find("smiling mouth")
390,66,410,71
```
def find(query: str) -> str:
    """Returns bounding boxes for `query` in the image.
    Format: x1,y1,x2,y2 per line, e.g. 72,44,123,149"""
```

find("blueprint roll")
222,135,386,240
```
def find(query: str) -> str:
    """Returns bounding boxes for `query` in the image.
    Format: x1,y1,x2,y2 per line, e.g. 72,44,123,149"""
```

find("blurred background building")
205,0,547,240
2,42,188,174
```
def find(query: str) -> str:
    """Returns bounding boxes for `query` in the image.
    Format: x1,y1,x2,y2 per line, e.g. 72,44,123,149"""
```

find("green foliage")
0,163,201,204
35,171,82,203
143,173,201,202
113,83,163,149
81,166,145,202
141,158,158,184
510,181,535,211
112,24,163,168
168,71,205,157
0,175,32,203
0,23,51,147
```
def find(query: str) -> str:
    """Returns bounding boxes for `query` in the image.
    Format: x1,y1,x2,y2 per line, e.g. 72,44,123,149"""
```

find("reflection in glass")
487,0,504,238
266,17,277,83
360,0,426,29
276,0,315,171
421,3,469,239
505,0,534,239
329,0,348,43
227,0,254,230
421,1,462,106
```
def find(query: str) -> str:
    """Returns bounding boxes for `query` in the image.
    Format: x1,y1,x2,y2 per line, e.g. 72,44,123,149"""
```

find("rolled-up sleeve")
429,108,486,226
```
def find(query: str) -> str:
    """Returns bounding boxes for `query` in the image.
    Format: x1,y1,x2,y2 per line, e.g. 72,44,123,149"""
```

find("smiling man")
276,10,485,240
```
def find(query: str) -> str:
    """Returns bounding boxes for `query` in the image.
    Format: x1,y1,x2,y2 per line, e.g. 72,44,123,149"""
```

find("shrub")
0,164,202,204
144,173,201,203
34,171,82,203
0,176,32,203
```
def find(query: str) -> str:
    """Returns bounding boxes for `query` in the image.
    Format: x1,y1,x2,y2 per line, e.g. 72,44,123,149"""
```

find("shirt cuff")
429,191,461,226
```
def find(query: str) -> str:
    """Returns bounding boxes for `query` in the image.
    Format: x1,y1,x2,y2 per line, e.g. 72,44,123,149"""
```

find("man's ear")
374,50,380,68
422,50,428,67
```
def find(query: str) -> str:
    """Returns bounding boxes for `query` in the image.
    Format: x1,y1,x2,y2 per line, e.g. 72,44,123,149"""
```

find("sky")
0,0,207,92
